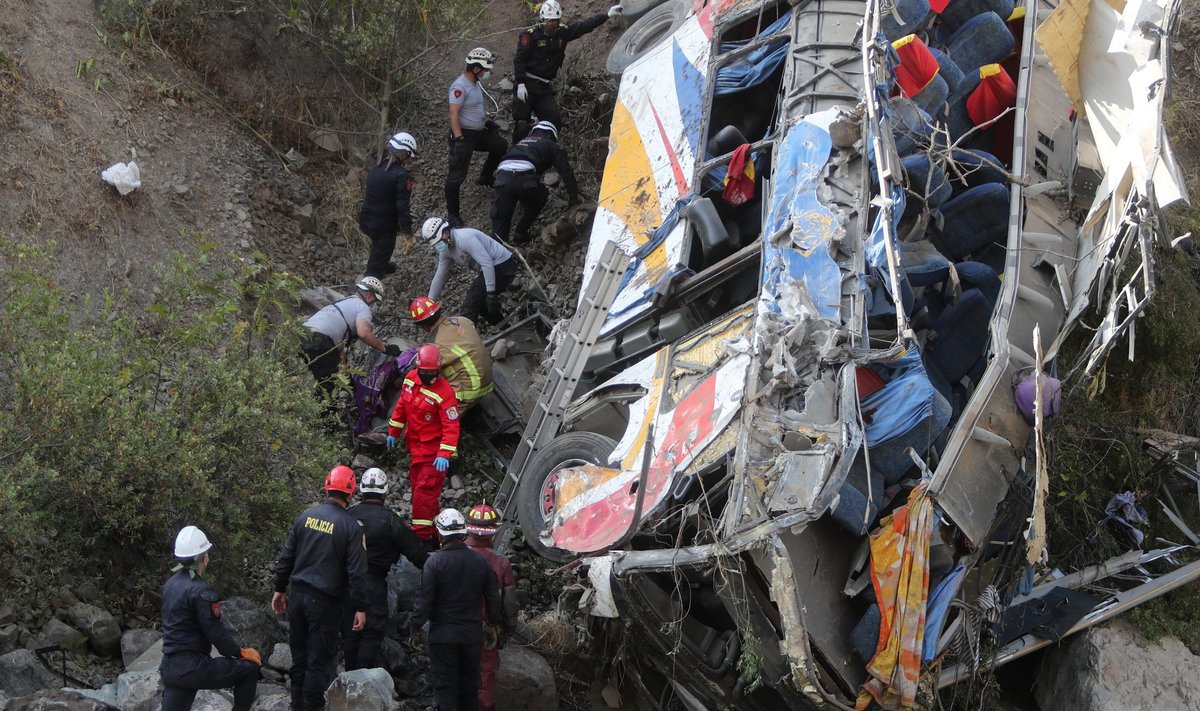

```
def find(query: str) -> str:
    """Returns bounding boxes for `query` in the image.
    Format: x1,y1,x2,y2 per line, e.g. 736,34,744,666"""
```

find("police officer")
359,132,418,278
464,504,519,711
420,217,518,325
410,296,494,412
272,466,369,711
446,47,507,228
160,526,261,711
300,277,401,403
386,345,462,542
343,468,429,671
490,121,579,245
512,0,624,143
413,509,502,711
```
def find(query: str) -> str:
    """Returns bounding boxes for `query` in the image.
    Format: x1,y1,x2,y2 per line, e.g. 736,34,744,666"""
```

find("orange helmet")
415,344,442,370
466,503,500,536
410,296,442,324
324,465,357,496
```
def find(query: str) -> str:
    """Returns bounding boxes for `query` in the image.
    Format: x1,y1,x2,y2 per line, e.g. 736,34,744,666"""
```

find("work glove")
486,292,503,323
608,4,624,17
386,435,397,450
516,83,528,102
434,456,451,472
239,647,262,666
385,343,402,357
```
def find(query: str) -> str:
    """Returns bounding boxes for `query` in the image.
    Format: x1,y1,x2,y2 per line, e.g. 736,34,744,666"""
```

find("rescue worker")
421,216,518,326
272,466,369,711
410,296,494,412
446,47,507,228
413,509,502,711
512,0,624,143
344,467,430,671
300,277,401,402
385,345,462,542
359,131,418,278
465,504,520,711
490,120,579,245
160,526,261,711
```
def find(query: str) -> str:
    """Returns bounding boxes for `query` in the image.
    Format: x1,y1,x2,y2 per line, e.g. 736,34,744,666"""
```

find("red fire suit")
466,538,518,711
387,372,461,539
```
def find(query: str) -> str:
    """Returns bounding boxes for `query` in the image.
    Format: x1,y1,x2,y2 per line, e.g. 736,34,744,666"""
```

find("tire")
620,0,670,21
515,431,618,562
606,0,688,76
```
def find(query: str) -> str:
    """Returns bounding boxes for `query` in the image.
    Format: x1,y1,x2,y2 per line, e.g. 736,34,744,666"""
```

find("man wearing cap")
344,467,430,671
413,508,503,711
490,120,579,245
410,296,493,412
300,277,401,404
160,526,261,711
359,131,418,278
272,466,369,711
419,217,518,325
465,504,520,711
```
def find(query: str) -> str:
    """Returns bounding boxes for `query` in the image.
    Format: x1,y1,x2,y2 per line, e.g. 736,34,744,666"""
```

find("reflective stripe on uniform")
420,387,444,403
439,443,457,453
388,420,406,430
412,518,434,526
448,345,493,402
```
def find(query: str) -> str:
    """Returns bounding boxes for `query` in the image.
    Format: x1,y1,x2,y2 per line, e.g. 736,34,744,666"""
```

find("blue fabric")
925,288,992,384
888,98,936,158
860,347,944,446
949,149,1008,190
923,562,967,661
945,12,1015,77
955,261,1001,305
899,241,952,287
880,0,934,40
910,72,950,116
938,0,1016,34
902,154,953,219
930,48,965,97
934,182,1009,259
715,12,792,95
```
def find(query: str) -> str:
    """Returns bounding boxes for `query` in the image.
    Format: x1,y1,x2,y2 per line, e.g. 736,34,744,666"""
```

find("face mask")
418,370,438,385
435,241,449,254
481,70,491,81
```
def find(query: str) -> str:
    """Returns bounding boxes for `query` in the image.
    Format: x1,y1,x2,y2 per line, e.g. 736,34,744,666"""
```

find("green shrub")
0,240,345,609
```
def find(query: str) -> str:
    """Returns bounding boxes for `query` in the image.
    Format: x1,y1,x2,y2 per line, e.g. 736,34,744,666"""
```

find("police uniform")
343,500,429,670
359,156,415,278
489,132,579,244
274,499,369,711
386,373,462,539
159,571,258,711
466,539,519,711
413,540,502,711
430,314,494,410
512,12,609,142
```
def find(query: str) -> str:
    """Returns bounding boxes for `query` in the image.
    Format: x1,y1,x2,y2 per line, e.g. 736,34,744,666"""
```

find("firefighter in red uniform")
465,504,519,711
386,344,462,541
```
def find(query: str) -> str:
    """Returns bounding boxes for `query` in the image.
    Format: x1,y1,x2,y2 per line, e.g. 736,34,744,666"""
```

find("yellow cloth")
856,483,935,710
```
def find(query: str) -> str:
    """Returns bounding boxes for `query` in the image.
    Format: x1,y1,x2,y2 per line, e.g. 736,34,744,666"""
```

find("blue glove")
386,435,397,450
434,457,450,472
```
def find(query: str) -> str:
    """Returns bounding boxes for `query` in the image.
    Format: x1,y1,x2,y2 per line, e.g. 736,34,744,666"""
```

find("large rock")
378,637,407,675
124,640,162,673
1037,620,1200,711
386,560,421,613
0,627,20,655
265,643,291,673
219,599,284,652
66,604,120,658
0,650,60,697
324,668,398,711
120,630,162,669
115,670,161,710
193,689,233,710
496,647,556,711
0,689,116,710
249,682,290,711
39,619,84,649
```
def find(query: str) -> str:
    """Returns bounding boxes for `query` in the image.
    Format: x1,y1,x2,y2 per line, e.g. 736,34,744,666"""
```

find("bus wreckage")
490,0,1191,705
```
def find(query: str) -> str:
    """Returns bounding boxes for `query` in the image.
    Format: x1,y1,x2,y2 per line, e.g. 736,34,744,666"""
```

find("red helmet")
324,465,357,496
466,504,500,536
410,296,442,324
415,344,442,370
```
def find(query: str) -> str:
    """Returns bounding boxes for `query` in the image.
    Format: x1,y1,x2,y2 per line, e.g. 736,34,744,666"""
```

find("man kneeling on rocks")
160,526,261,711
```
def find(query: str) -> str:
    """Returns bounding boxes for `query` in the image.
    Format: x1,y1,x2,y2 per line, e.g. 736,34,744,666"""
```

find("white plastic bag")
101,161,141,195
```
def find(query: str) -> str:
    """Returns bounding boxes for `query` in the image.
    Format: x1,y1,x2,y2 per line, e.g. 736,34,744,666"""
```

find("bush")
0,240,345,610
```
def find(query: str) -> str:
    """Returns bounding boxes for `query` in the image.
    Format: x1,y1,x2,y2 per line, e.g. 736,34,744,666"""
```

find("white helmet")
421,217,450,245
388,132,418,156
361,467,388,495
539,0,563,20
356,276,385,301
465,47,495,70
434,508,467,537
174,525,212,559
531,121,559,140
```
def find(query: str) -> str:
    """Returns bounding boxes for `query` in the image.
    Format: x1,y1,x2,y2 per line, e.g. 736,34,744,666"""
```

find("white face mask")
480,70,491,81
435,241,449,254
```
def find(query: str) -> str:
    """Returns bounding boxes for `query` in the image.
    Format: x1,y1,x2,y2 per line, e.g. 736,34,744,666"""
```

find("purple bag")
351,347,419,434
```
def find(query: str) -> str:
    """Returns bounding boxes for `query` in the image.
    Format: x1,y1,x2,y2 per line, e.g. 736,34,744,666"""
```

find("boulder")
0,650,60,697
218,599,284,653
115,670,160,710
124,640,163,673
66,604,120,657
193,689,233,711
495,647,556,711
0,689,117,710
65,683,117,708
249,685,290,711
72,584,102,605
378,637,407,675
1036,620,1200,711
38,619,84,649
387,560,421,613
0,608,15,627
120,630,162,669
324,668,398,711
265,643,291,673
0,627,20,655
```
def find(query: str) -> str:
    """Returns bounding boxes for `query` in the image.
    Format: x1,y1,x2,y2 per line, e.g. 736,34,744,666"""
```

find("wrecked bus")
493,0,1192,705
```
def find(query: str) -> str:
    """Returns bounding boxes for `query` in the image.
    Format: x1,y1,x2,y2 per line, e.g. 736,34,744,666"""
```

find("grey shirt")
448,74,487,131
428,228,513,300
304,296,372,343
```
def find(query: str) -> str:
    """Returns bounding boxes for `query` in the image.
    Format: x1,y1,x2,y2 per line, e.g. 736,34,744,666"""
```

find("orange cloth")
722,144,755,206
892,35,940,98
967,64,1017,127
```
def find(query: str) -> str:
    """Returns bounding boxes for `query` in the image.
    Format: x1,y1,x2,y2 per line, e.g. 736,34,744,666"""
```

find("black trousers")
512,80,559,144
490,171,548,245
462,257,519,325
362,223,397,278
300,332,340,401
343,575,389,671
160,651,258,711
428,641,482,711
288,587,341,711
445,128,507,222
